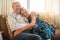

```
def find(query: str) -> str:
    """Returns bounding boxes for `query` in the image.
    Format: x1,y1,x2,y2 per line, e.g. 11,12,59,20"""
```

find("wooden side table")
0,31,3,40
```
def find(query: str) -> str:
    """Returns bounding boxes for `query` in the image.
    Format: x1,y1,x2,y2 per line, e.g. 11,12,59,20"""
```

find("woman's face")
21,9,29,18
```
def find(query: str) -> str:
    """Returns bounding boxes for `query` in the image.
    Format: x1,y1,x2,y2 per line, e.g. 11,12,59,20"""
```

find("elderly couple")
8,2,55,40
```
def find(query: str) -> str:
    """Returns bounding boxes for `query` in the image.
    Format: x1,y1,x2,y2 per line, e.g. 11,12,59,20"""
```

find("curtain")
0,0,14,15
47,0,60,28
0,0,2,15
29,0,46,12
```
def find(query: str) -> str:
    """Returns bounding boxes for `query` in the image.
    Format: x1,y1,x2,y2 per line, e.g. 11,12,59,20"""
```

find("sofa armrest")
55,29,60,40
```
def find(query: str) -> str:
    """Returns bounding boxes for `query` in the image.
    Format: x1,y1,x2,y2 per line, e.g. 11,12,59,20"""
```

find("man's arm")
14,23,35,37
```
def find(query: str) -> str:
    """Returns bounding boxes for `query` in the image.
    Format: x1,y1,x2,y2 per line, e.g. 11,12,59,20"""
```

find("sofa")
0,14,60,40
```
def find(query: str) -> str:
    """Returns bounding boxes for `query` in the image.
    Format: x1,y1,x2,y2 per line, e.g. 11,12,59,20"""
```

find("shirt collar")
13,12,19,15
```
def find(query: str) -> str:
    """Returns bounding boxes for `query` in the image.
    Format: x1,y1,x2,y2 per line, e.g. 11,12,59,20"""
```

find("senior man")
7,2,42,40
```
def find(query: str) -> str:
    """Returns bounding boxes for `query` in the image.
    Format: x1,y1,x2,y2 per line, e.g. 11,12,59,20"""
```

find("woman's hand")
30,11,37,24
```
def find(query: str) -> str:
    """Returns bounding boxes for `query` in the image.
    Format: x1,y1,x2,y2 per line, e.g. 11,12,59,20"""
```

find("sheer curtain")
29,0,46,12
48,0,59,28
0,0,2,15
0,0,14,15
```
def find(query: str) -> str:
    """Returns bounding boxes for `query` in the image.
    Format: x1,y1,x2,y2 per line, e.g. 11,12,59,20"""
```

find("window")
30,0,46,12
15,0,27,9
15,0,47,12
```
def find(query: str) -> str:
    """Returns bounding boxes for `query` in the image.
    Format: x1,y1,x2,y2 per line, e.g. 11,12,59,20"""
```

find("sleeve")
7,14,28,31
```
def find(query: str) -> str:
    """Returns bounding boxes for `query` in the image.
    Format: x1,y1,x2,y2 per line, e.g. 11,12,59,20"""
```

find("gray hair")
12,2,21,8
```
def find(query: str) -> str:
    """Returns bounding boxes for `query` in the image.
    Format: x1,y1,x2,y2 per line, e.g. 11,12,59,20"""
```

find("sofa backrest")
0,15,12,40
39,12,59,29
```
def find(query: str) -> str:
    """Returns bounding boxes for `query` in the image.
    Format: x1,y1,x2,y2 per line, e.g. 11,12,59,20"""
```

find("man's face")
12,2,21,13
